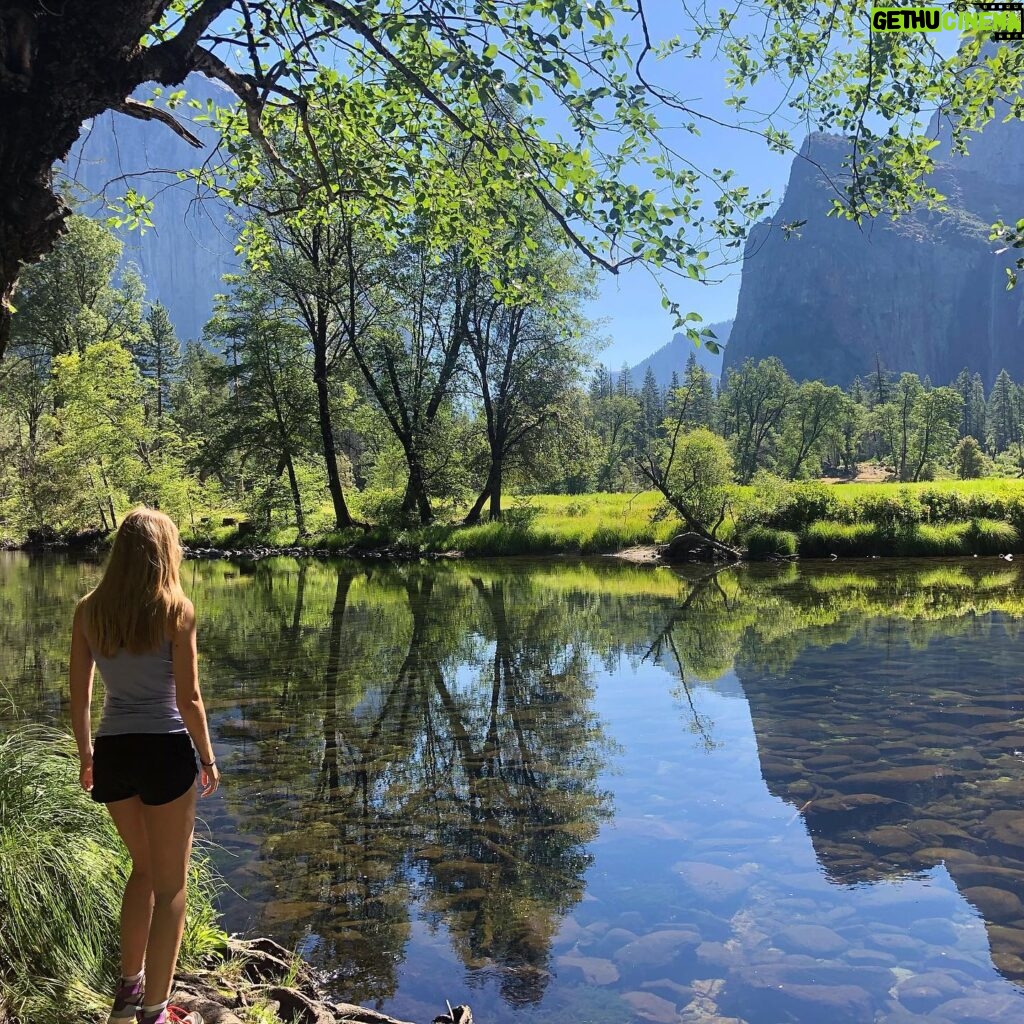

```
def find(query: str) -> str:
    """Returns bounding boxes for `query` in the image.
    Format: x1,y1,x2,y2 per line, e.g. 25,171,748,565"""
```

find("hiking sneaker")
106,975,144,1022
138,1007,204,1024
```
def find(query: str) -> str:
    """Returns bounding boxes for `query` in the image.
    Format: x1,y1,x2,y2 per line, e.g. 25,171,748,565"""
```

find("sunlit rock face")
63,74,239,343
724,113,1024,386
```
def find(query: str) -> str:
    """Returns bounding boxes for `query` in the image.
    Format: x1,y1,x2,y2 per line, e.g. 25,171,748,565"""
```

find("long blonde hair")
80,507,187,657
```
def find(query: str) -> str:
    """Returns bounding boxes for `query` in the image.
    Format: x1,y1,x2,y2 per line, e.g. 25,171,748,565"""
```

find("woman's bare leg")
106,796,153,978
139,785,196,1004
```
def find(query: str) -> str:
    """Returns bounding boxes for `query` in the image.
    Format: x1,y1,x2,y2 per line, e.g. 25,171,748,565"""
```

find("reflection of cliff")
738,623,1024,982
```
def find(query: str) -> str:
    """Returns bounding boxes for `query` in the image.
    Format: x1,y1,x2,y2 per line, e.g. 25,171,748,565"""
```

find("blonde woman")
69,508,220,1024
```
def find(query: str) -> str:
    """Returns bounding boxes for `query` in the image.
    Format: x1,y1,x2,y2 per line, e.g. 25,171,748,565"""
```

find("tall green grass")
0,725,225,1024
180,483,1024,560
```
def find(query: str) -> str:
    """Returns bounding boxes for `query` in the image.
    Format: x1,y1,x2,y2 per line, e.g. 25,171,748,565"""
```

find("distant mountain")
611,319,731,392
724,105,1024,387
63,76,239,343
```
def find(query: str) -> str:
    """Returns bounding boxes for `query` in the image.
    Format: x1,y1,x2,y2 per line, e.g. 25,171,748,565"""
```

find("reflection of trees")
19,553,1024,1000
213,564,613,1007
414,576,612,1005
643,569,739,751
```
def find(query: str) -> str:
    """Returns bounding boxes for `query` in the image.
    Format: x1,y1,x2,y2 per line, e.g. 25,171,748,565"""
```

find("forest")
2,210,1023,551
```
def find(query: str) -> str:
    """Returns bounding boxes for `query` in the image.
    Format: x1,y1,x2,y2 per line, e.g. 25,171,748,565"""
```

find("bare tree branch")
115,97,204,147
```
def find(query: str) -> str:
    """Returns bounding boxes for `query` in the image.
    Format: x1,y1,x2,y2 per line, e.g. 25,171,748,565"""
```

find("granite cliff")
724,118,1024,386
63,76,239,343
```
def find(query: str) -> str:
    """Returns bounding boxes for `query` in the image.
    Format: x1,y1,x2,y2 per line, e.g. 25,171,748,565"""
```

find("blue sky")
577,12,803,369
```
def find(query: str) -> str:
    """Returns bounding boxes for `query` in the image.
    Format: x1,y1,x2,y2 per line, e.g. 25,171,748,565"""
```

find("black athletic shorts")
91,732,198,806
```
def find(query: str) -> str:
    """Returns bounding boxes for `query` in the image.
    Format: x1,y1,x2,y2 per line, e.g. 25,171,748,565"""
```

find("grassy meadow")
178,478,1024,560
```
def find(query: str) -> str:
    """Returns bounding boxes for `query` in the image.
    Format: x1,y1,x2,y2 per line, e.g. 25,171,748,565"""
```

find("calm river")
4,552,1024,1024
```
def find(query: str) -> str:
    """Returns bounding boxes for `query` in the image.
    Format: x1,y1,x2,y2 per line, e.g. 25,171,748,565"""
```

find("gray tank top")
93,639,186,737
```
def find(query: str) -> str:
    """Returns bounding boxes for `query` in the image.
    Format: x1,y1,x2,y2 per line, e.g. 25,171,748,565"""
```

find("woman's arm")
69,603,96,792
172,599,220,797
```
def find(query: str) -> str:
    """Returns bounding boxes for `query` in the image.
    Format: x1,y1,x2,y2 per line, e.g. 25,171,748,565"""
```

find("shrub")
743,526,798,559
355,488,411,527
501,496,542,531
851,490,925,529
749,480,836,532
800,521,882,557
905,522,971,556
968,518,1020,555
0,726,225,1023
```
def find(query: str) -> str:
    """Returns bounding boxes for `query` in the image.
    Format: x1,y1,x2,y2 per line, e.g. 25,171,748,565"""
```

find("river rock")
962,885,1024,922
834,765,960,797
864,826,918,851
907,917,959,944
908,819,973,843
987,924,1024,956
934,992,1024,1022
979,809,1024,846
640,977,695,1002
732,965,873,1024
673,861,751,902
775,923,848,956
592,926,638,957
552,916,592,949
620,990,680,1023
613,928,701,969
895,971,965,1011
556,953,620,985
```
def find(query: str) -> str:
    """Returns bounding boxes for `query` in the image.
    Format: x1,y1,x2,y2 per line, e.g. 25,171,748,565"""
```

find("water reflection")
6,553,1024,1021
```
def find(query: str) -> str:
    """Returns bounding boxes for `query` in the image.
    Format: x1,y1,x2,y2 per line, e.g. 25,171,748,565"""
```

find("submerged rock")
620,990,680,1023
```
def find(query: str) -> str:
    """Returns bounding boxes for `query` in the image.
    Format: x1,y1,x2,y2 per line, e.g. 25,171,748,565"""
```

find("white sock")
122,970,144,983
142,1001,169,1021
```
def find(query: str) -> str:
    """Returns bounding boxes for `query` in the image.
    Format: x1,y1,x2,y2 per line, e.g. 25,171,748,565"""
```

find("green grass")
800,521,883,557
742,526,798,558
0,725,226,1024
176,481,1024,560
182,491,684,557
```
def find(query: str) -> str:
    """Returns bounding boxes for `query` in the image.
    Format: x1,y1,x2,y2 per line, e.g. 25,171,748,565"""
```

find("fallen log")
660,531,742,563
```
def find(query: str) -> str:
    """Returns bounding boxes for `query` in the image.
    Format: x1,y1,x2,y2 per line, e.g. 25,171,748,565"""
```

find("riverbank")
0,727,469,1024
10,482,1024,563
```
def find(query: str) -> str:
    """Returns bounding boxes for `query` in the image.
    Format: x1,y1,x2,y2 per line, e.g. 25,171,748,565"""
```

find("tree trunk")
97,460,118,529
488,456,503,520
313,345,354,530
463,477,492,526
283,450,306,535
0,1,218,362
401,446,433,524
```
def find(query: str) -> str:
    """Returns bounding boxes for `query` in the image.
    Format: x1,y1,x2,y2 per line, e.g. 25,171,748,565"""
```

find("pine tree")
969,374,987,446
134,302,181,427
640,365,660,436
618,360,633,397
682,350,715,429
590,364,612,400
988,369,1017,453
954,368,972,437
872,354,891,406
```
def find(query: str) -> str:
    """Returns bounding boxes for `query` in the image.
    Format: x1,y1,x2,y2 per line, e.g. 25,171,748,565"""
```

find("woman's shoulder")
174,596,197,633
